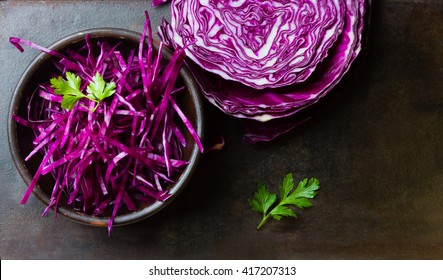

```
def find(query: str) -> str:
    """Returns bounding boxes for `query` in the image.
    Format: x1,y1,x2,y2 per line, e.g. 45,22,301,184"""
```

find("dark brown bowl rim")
7,28,203,227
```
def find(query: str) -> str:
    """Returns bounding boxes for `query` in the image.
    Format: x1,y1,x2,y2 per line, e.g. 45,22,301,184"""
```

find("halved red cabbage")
160,0,368,142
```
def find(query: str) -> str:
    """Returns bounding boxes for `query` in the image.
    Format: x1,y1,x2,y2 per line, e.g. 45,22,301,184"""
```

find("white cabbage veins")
171,0,345,89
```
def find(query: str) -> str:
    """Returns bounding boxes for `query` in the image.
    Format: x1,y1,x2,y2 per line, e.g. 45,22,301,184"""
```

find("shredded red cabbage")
10,11,203,234
152,0,170,6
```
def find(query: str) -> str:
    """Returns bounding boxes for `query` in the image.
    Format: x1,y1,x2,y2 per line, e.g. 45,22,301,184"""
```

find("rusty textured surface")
1,0,442,259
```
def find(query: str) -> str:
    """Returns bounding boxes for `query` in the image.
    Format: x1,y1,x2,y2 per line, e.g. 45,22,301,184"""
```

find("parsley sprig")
50,72,116,111
249,173,320,230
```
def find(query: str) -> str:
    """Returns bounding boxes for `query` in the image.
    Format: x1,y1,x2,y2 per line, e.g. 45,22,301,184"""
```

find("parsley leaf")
50,72,85,110
283,178,320,207
249,181,277,214
249,173,320,230
61,94,83,111
86,72,116,101
269,205,296,220
50,72,115,111
279,173,294,202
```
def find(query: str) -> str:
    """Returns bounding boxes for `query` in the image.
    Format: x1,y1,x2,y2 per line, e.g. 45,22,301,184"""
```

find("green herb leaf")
50,72,85,110
279,173,294,202
248,181,276,214
249,173,320,230
283,178,320,205
65,72,82,91
270,205,297,220
50,72,115,111
61,94,83,111
86,72,116,101
286,197,313,209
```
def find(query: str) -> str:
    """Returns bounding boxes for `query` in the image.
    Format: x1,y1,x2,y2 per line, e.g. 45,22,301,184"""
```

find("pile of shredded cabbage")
10,12,203,233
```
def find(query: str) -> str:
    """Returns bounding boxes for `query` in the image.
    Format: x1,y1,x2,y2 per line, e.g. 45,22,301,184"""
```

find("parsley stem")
257,214,270,230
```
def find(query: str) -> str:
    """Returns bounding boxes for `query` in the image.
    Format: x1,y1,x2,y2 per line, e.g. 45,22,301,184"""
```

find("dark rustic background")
1,0,442,259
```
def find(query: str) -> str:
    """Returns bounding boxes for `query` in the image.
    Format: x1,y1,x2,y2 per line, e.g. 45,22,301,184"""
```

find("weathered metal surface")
0,0,442,259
